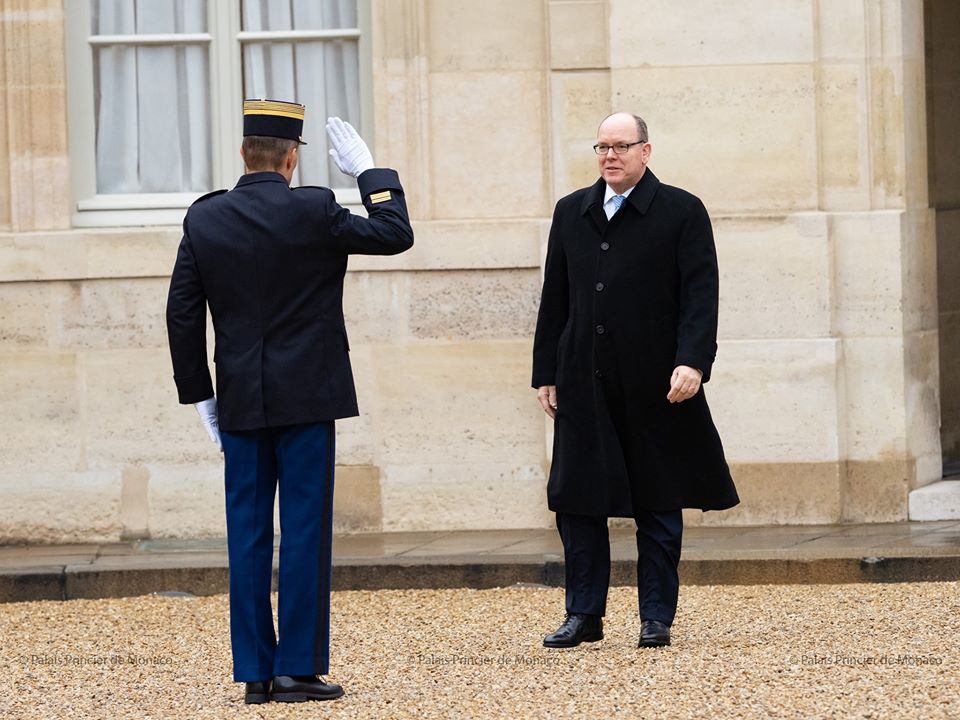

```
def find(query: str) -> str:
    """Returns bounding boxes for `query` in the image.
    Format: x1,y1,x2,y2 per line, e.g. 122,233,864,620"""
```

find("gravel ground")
2,582,959,719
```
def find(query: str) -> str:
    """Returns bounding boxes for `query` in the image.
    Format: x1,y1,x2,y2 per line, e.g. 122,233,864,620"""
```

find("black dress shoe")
543,613,604,648
271,675,344,702
244,681,271,704
638,619,671,647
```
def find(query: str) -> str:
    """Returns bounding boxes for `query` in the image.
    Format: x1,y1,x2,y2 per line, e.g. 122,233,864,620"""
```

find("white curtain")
242,0,360,189
93,0,211,194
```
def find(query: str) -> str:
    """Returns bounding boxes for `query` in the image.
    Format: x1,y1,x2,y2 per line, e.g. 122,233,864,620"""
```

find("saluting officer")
166,100,413,704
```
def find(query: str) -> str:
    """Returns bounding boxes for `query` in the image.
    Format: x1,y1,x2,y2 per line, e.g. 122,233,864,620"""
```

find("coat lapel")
580,177,608,232
625,168,660,215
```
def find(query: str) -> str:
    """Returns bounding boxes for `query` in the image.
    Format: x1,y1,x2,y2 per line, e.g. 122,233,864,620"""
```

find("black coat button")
595,369,603,378
595,282,604,292
596,324,605,335
600,242,610,250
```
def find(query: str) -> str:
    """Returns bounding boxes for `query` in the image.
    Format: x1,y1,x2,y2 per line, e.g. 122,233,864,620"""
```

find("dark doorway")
927,1,960,476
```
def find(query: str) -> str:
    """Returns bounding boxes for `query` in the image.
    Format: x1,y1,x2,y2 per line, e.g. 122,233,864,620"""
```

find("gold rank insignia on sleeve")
369,190,392,204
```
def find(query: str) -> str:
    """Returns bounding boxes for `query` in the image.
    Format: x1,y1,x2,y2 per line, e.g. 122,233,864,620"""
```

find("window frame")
64,0,372,228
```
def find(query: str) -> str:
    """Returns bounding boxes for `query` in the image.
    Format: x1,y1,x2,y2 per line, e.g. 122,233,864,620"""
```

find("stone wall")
0,0,946,541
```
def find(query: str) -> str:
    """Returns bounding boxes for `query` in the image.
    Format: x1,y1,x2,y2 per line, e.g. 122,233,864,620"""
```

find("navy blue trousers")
556,510,683,625
220,421,335,682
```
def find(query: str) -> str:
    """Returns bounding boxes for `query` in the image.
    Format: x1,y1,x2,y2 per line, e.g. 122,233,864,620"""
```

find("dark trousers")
220,421,336,682
556,509,683,625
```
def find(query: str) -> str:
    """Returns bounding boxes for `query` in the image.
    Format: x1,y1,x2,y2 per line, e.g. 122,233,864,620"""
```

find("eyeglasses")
593,141,645,155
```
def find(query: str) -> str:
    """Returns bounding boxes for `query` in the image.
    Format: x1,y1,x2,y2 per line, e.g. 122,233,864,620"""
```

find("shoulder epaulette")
191,189,228,205
292,185,333,193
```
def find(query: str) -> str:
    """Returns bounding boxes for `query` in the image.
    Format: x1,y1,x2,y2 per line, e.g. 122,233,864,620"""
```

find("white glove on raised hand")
325,117,374,178
194,397,222,452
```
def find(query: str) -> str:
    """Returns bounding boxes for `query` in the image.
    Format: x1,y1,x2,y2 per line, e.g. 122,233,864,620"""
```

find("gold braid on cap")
243,99,305,120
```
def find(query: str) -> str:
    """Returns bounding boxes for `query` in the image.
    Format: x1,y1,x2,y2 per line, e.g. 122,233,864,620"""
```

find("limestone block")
54,278,169,350
5,154,71,231
83,349,218,468
612,64,818,214
373,342,541,466
909,479,960,521
816,0,866,60
903,329,942,487
895,0,926,61
867,59,907,209
146,463,226,538
714,213,831,340
0,229,180,284
0,281,54,347
840,336,907,461
374,0,420,61
120,465,149,539
0,232,88,282
842,459,909,523
0,352,83,473
861,0,918,62
830,210,903,337
708,339,841,463
0,95,9,231
409,269,540,340
610,0,814,67
549,1,608,70
936,210,960,314
817,63,870,210
685,461,842,526
84,229,181,280
901,208,938,333
0,470,121,544
2,0,70,232
549,71,611,196
371,50,429,220
428,71,548,219
332,465,382,533
426,0,545,72
901,56,929,211
343,271,411,344
380,463,550,531
7,85,66,159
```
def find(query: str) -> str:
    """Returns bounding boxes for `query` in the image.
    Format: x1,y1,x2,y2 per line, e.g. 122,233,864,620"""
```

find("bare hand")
667,365,702,404
537,385,558,419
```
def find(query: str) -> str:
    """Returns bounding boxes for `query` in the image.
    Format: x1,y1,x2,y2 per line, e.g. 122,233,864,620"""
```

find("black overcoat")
166,169,413,432
532,169,739,516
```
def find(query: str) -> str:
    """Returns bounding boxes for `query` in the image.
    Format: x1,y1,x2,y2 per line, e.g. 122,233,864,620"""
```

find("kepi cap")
243,99,307,144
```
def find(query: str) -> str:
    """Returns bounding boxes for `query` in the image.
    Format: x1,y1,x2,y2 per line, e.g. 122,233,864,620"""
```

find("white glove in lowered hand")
325,116,374,177
194,397,222,452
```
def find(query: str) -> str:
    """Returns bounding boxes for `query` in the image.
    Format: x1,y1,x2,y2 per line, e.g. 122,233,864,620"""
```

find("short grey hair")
633,115,649,143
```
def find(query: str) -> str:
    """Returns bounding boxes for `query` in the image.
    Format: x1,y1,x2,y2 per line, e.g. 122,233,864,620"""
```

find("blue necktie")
611,195,625,213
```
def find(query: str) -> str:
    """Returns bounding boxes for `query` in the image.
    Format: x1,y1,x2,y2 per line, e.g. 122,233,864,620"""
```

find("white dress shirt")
603,183,637,220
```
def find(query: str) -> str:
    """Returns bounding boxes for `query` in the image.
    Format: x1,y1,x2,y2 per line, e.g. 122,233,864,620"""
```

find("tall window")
91,0,212,195
65,0,368,226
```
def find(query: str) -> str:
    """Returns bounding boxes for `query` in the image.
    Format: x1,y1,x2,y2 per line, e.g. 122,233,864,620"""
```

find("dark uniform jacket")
166,168,413,432
532,168,739,516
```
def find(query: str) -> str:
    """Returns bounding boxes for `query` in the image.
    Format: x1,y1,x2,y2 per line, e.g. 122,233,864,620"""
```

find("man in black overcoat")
166,100,413,703
532,112,739,649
